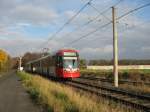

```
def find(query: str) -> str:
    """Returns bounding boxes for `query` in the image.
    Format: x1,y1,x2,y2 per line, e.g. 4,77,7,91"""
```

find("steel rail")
65,79,150,112
80,75,150,86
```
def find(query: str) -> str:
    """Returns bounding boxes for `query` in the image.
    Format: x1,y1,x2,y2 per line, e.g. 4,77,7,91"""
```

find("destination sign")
63,52,77,56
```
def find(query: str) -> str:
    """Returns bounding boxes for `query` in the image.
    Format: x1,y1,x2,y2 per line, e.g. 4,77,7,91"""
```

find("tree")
22,52,43,66
79,59,86,69
88,59,150,65
11,57,19,69
0,49,11,72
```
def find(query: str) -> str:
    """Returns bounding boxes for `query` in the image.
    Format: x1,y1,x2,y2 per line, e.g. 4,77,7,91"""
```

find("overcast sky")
0,0,150,59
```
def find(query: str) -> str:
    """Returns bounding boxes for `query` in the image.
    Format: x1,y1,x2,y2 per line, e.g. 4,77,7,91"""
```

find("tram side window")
56,56,63,68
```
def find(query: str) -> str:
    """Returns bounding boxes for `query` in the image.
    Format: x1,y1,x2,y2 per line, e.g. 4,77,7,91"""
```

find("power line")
72,19,150,47
88,0,124,21
88,0,132,30
117,2,150,20
67,12,150,46
57,7,111,41
38,0,124,52
44,1,110,43
37,0,93,50
89,3,111,21
62,22,112,47
113,0,124,7
60,2,150,48
76,19,150,45
119,19,150,34
56,0,124,44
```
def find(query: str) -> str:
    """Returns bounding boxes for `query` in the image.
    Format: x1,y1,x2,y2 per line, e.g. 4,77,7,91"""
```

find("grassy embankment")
80,69,150,94
17,71,135,112
80,69,150,81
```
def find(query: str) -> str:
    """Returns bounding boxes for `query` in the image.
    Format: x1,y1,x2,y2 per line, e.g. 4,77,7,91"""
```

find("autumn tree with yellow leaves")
0,49,11,72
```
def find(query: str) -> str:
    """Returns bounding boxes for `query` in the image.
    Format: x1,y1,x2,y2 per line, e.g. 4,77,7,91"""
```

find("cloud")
0,0,58,26
81,45,112,54
0,38,45,56
0,0,150,60
141,46,150,52
11,5,58,25
74,44,113,59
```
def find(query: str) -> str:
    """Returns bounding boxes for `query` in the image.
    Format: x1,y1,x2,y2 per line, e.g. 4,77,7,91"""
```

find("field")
80,69,150,94
17,71,138,112
80,69,150,82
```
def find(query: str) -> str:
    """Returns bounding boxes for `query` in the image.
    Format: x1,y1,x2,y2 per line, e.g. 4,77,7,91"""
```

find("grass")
80,69,150,94
120,84,150,95
17,71,137,112
80,69,150,82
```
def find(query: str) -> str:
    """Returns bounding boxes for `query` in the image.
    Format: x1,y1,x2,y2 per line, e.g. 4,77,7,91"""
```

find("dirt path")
0,71,43,112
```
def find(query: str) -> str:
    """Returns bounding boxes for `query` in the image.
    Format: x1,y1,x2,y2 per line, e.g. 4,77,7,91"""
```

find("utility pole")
19,56,22,71
42,48,49,56
112,7,118,87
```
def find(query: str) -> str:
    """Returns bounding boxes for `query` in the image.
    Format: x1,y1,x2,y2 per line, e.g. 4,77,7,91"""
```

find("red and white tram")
25,49,80,78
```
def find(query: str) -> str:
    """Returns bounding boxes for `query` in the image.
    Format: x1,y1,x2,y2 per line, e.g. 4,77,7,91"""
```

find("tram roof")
26,49,78,65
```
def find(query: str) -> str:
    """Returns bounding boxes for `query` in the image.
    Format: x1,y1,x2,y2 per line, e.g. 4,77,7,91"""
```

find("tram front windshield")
63,57,78,69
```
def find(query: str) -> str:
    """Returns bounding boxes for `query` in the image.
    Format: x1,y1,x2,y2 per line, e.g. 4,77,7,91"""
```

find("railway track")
65,78,150,112
80,75,150,86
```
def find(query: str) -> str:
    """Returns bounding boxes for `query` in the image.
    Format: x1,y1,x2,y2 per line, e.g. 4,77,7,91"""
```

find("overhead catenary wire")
53,0,124,49
37,0,93,51
63,22,112,47
89,2,112,21
117,2,150,20
57,0,124,41
77,18,150,50
85,0,124,21
37,0,124,52
60,2,150,48
57,7,111,41
113,0,124,7
119,19,150,34
87,0,126,26
88,0,124,21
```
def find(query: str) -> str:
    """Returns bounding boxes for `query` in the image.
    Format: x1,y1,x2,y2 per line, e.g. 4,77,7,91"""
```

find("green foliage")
17,72,79,112
106,72,113,80
47,106,54,112
52,91,79,112
17,71,31,81
79,59,86,69
17,71,132,112
52,90,68,101
81,69,150,82
29,87,39,101
121,71,129,79
89,59,150,65
89,60,112,65
64,102,79,112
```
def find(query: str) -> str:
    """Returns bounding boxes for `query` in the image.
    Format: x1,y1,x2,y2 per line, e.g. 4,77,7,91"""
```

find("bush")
121,72,129,79
17,72,129,112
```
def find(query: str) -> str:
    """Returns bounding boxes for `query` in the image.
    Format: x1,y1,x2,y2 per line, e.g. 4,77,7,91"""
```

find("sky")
0,0,150,59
